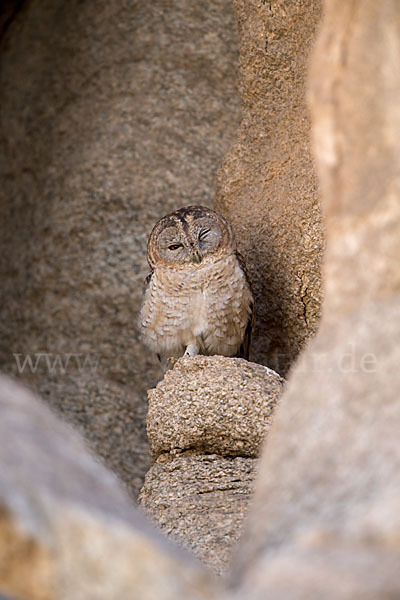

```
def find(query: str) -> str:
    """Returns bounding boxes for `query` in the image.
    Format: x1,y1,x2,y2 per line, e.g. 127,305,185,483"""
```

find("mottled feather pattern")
139,206,254,362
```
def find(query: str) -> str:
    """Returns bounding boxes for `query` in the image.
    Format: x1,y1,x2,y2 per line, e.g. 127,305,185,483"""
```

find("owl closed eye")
149,212,225,266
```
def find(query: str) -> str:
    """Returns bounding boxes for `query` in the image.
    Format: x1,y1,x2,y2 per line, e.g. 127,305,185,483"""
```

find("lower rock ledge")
138,453,259,574
139,355,283,574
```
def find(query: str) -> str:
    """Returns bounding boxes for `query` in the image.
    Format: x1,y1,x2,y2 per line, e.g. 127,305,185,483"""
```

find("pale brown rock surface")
0,375,217,600
215,0,323,375
3,0,397,597
0,0,240,497
147,356,284,459
140,355,283,573
227,2,400,599
139,454,258,574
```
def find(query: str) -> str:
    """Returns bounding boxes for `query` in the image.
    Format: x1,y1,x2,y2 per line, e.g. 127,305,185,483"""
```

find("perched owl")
139,205,254,364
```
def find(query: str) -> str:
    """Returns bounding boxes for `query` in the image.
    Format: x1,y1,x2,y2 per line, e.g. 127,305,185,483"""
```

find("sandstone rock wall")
215,0,323,375
0,376,216,600
227,1,400,598
0,0,240,497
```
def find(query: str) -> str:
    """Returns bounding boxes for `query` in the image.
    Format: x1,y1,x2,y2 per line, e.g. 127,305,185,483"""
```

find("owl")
139,205,254,364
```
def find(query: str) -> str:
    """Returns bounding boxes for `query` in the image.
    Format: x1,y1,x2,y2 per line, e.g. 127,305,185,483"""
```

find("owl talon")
184,344,199,357
166,357,178,370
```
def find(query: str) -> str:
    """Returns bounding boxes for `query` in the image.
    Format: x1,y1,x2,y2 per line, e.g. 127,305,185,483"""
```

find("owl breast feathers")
139,205,254,362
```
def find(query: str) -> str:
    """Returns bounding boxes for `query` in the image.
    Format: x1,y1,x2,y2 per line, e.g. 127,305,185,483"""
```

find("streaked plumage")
139,205,254,362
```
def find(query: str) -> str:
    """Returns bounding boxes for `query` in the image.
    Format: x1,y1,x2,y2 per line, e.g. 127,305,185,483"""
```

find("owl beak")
192,249,202,264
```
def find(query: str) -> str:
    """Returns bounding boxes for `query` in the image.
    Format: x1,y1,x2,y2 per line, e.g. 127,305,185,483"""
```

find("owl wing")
142,270,163,363
143,270,153,292
240,301,254,360
236,251,255,361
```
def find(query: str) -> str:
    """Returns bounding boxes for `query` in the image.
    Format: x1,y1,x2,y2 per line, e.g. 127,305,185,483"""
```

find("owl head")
147,205,236,269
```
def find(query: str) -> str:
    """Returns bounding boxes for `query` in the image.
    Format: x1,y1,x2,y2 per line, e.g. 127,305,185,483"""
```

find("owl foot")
165,357,178,371
184,344,199,357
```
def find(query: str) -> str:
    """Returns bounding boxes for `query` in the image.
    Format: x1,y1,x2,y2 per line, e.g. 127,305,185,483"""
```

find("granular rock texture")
147,356,284,459
0,375,217,600
215,0,323,375
227,2,400,599
139,454,258,574
140,355,283,573
0,0,240,497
